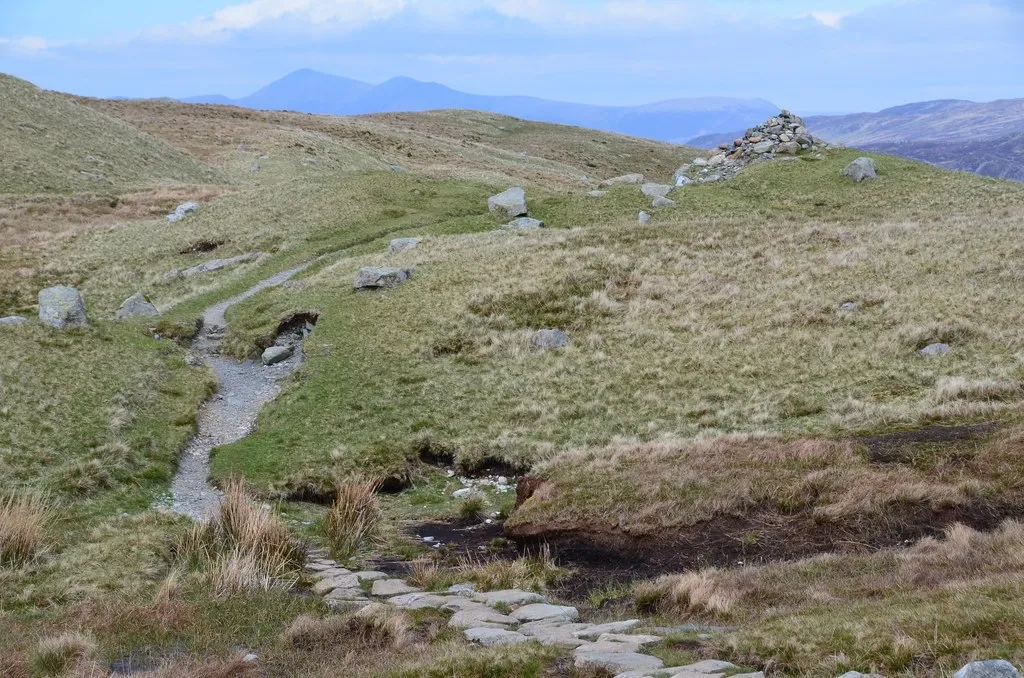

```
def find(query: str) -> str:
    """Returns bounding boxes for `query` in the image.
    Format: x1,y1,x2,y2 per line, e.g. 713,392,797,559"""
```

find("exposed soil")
852,422,1001,462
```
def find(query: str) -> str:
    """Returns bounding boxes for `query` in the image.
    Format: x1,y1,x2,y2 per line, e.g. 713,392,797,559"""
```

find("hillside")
181,68,779,144
4,77,1024,678
0,74,222,193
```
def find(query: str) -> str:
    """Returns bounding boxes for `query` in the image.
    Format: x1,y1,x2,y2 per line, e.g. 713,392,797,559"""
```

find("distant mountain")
181,69,778,144
687,98,1024,182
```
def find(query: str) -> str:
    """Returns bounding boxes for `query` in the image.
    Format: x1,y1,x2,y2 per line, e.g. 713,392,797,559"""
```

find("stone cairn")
677,110,829,185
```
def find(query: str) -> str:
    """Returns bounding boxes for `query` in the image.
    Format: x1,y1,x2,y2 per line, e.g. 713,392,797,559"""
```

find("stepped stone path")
303,548,764,678
169,264,309,519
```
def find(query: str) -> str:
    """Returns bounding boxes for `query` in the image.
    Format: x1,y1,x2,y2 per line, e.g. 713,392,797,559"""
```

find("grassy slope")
0,75,222,194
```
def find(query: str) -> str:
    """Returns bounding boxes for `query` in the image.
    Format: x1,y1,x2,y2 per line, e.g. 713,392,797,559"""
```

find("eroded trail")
170,265,309,519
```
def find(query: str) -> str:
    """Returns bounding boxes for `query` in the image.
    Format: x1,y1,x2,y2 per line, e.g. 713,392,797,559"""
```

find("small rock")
502,217,545,231
954,660,1022,678
776,141,800,155
598,173,644,188
843,157,879,183
388,237,422,253
837,673,888,678
313,573,361,595
464,627,529,647
572,621,642,640
38,285,88,330
370,579,421,597
511,603,579,623
587,190,607,198
533,329,570,351
574,640,642,654
839,302,858,312
452,488,474,499
242,653,258,663
692,158,709,167
388,165,406,173
638,211,651,225
675,660,741,674
353,266,413,290
261,345,294,366
652,196,675,208
488,187,529,219
708,154,727,167
115,292,160,319
176,253,261,278
675,175,692,187
574,651,663,674
167,202,199,224
641,183,673,198
596,633,661,647
0,316,26,326
919,343,951,358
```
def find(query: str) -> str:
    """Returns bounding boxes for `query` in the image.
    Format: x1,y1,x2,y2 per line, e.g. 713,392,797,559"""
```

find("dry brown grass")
406,547,568,592
0,493,49,567
29,631,96,677
282,605,412,651
324,479,382,560
67,654,258,678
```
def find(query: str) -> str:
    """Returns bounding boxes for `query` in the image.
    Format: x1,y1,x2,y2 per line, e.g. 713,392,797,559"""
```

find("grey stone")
388,237,422,253
641,183,674,198
839,302,858,312
474,589,546,608
575,640,642,654
353,266,413,290
954,661,1022,678
572,621,642,639
312,574,361,595
370,579,421,597
310,567,352,580
511,603,579,623
488,187,529,219
674,660,740,674
708,154,727,167
652,196,676,208
448,607,518,630
599,173,645,188
752,141,775,154
167,201,199,224
597,633,661,647
575,651,664,674
353,571,389,582
388,165,405,173
388,593,454,610
448,583,476,596
323,588,367,602
843,157,878,182
261,346,294,366
699,174,722,184
837,673,887,678
534,329,570,351
502,217,545,231
776,141,800,155
638,211,651,225
675,175,692,187
919,343,951,358
114,292,159,320
440,598,489,613
519,621,592,647
175,253,261,278
691,158,709,167
452,488,474,499
587,190,608,198
38,285,88,329
0,316,26,326
464,627,530,647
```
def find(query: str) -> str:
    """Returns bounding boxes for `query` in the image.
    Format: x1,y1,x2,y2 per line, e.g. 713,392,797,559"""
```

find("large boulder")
167,201,200,224
843,157,878,182
641,183,673,198
954,661,1023,678
353,266,413,290
488,187,528,219
115,292,160,319
38,285,88,329
598,173,644,188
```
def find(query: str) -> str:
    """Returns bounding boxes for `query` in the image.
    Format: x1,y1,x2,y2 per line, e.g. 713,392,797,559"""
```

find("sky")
1,0,1021,113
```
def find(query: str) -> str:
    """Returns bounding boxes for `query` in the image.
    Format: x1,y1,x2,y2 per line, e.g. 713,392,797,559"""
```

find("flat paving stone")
312,574,360,595
310,567,352,581
519,621,592,648
353,571,389,582
511,603,579,623
448,608,519,630
474,589,546,608
575,651,664,674
388,593,455,610
573,620,642,639
323,587,367,601
675,660,740,674
464,628,530,647
598,633,663,647
575,640,642,654
371,579,421,597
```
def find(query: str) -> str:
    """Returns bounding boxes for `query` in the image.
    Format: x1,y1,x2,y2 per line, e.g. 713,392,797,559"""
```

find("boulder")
167,202,199,224
708,154,727,167
354,266,413,290
641,183,673,198
488,187,529,219
38,286,88,329
534,329,570,351
261,346,294,366
574,651,664,674
954,660,1023,678
502,217,545,231
599,173,645,188
843,157,878,182
919,343,950,358
638,211,651,225
115,292,159,319
652,196,675,208
511,603,579,623
0,316,27,326
388,237,421,253
464,628,529,647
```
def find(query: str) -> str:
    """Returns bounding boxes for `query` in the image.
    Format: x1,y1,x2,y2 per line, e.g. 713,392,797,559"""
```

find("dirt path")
169,265,309,519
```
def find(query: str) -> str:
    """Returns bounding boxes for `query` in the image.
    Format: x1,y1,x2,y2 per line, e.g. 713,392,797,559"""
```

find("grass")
322,480,382,560
406,548,569,593
29,631,97,677
0,493,49,567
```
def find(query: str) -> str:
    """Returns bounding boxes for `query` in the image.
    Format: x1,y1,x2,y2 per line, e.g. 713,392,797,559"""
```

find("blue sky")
1,0,1021,112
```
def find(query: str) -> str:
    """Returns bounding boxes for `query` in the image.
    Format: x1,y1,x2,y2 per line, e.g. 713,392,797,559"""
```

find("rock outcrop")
38,285,88,329
488,188,528,219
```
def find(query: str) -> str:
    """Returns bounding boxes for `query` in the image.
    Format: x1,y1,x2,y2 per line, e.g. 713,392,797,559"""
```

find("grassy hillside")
0,74,222,193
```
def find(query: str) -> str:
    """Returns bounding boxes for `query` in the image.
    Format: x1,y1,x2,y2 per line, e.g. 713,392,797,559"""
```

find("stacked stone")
676,110,828,185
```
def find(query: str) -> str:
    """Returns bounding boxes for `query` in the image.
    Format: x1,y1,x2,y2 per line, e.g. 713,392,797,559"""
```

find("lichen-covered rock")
38,285,88,329
115,292,160,319
488,187,529,219
843,157,879,182
511,603,579,623
652,196,675,208
354,266,413,290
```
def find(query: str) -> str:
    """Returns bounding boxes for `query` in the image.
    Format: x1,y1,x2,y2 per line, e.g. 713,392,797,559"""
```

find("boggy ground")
3,73,1024,676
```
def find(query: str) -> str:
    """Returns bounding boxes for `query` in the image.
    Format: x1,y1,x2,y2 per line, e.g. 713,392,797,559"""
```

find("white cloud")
185,0,408,37
0,36,63,56
809,10,848,28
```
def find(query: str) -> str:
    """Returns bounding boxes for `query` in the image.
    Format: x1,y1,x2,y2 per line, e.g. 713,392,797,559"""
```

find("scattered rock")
839,302,858,312
488,187,529,219
574,651,664,674
388,237,422,253
641,183,673,198
652,196,675,208
843,157,879,183
511,603,579,623
371,579,421,597
38,285,88,329
502,217,545,231
474,590,546,608
534,329,570,351
599,173,644,188
0,316,27,326
261,345,294,366
919,343,951,358
115,292,159,319
353,266,413,290
675,175,692,187
464,628,529,647
169,253,262,279
954,661,1023,678
167,202,199,224
587,190,607,198
675,660,741,674
638,211,651,225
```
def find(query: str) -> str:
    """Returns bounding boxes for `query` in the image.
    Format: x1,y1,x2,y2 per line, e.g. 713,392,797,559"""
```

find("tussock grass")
30,631,96,677
407,548,568,593
323,479,382,560
283,606,412,651
0,493,48,567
